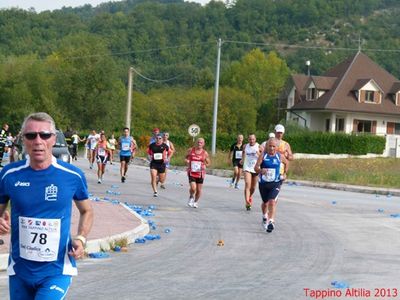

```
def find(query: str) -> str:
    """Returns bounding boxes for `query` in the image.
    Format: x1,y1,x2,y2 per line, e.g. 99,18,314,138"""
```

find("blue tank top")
0,157,89,279
119,136,133,157
258,152,282,183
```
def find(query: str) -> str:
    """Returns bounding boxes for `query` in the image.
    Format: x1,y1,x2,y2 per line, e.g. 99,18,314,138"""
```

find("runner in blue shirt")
118,127,137,183
0,112,93,300
254,138,288,233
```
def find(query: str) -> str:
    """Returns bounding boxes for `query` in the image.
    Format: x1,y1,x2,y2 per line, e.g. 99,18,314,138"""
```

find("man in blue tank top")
0,112,93,300
254,138,289,233
118,127,137,183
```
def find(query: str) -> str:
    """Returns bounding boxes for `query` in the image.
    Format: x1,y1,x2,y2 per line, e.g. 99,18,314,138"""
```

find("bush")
285,132,385,155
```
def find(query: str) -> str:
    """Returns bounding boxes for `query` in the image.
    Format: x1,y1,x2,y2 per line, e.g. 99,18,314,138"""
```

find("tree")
222,49,290,130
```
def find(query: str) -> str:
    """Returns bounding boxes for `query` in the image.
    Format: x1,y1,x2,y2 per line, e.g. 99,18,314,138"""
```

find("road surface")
1,159,399,300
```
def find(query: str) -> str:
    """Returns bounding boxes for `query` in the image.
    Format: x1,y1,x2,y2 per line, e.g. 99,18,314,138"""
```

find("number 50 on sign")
188,124,200,137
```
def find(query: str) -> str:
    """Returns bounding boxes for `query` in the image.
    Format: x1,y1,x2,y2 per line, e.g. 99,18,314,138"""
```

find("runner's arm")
285,143,294,161
254,152,264,174
204,152,211,167
168,142,175,159
70,199,93,258
0,204,10,235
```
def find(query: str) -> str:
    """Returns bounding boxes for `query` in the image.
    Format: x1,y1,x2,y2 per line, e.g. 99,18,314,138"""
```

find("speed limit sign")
188,124,200,137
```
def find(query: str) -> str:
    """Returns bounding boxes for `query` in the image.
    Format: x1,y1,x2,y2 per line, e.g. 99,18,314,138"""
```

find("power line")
130,65,183,83
223,39,400,53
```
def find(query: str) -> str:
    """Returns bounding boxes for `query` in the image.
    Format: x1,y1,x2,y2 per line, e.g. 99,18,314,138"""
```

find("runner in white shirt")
240,133,261,211
85,130,100,169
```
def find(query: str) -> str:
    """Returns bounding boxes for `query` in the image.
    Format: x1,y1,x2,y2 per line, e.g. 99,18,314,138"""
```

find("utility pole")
211,38,222,156
126,67,133,130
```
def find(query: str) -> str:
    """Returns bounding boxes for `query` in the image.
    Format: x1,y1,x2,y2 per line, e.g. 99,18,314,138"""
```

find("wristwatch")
74,235,87,247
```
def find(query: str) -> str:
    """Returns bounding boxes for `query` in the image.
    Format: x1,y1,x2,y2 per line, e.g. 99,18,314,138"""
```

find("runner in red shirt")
185,138,211,208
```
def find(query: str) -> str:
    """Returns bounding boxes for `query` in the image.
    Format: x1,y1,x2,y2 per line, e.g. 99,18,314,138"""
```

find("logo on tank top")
45,184,58,201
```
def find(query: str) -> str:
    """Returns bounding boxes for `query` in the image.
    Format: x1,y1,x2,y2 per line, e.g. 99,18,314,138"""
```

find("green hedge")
284,132,385,155
167,131,385,155
118,130,386,155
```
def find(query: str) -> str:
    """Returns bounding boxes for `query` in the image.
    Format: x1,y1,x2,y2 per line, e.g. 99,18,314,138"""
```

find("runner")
107,134,117,165
147,134,170,197
185,138,210,208
254,137,289,233
85,130,99,169
149,128,160,145
0,123,9,167
71,131,85,161
228,134,244,189
162,132,175,186
274,124,293,176
118,127,137,183
241,133,261,211
0,112,93,300
95,133,111,184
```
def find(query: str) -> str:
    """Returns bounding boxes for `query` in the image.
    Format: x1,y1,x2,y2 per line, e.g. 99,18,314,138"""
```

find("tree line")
0,0,400,137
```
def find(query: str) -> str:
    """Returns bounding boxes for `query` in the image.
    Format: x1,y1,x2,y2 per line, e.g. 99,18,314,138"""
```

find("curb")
0,203,150,271
287,179,400,196
85,202,150,253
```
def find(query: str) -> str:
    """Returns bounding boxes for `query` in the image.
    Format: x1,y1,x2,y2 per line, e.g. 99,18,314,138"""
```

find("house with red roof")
286,51,400,136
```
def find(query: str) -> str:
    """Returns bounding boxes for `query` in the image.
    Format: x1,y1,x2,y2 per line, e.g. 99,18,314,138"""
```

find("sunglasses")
24,131,54,140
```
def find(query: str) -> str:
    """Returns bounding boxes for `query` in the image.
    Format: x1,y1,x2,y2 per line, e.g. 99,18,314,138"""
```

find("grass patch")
109,237,129,251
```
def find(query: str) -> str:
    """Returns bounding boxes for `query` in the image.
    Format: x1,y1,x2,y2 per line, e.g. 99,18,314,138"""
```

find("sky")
0,0,212,12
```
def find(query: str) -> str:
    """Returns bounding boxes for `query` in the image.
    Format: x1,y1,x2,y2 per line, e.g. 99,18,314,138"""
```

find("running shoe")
267,221,275,233
187,197,195,207
234,184,239,189
153,192,158,197
160,184,166,189
97,178,102,184
193,202,198,208
245,204,251,211
121,176,125,183
262,217,268,231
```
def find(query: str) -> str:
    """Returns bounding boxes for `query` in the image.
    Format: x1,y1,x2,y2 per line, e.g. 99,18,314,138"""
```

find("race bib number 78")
19,216,61,262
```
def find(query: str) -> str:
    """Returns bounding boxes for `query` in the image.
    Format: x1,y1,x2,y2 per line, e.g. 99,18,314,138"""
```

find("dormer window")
306,88,317,100
364,90,374,102
355,79,382,104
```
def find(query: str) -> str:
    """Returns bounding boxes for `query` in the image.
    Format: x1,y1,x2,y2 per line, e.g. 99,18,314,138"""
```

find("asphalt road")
1,158,400,300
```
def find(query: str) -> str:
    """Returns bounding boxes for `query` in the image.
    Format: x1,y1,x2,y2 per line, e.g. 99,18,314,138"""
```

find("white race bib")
19,216,61,262
262,168,276,182
235,151,242,159
191,161,202,172
98,148,106,156
153,153,163,160
121,142,130,151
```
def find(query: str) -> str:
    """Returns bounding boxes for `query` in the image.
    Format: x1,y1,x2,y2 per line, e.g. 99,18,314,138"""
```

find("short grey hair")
21,112,56,133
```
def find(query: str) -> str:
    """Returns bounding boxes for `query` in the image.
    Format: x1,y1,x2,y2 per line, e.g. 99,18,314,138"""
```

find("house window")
325,119,330,132
395,123,400,134
336,118,345,132
306,88,317,100
357,120,372,133
364,91,374,102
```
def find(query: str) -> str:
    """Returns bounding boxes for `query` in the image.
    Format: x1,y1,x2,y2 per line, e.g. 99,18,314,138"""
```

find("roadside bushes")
133,131,385,155
284,132,385,155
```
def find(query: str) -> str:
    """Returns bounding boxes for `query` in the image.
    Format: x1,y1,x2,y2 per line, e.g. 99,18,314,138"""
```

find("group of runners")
80,124,293,227
228,124,293,232
81,128,137,184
